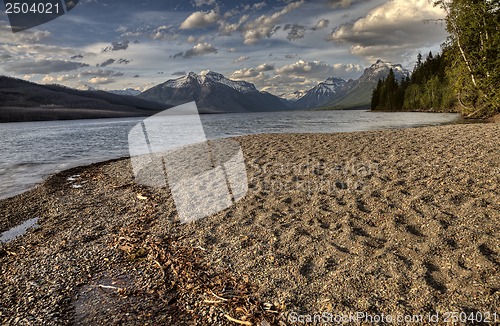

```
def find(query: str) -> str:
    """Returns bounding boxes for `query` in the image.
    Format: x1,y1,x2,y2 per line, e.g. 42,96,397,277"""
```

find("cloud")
40,69,124,86
230,63,274,79
102,40,130,52
41,74,75,83
152,25,180,41
4,59,89,74
231,68,266,79
241,1,304,44
193,0,216,7
256,63,274,71
261,74,314,96
311,19,329,30
179,10,219,29
251,2,267,10
233,55,250,63
78,69,124,78
117,58,130,64
328,0,369,8
276,60,363,79
97,59,115,67
218,14,250,35
328,0,446,62
116,25,128,33
0,22,51,43
187,35,206,43
182,43,218,58
71,54,84,59
284,23,306,41
172,71,187,76
88,77,116,85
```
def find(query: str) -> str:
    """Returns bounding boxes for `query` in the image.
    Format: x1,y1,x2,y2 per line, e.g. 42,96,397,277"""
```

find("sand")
1,123,499,325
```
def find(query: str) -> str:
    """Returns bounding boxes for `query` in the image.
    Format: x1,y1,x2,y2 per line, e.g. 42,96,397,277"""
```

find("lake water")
0,110,460,199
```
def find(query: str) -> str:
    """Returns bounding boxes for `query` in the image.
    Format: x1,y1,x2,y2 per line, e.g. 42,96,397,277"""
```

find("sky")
0,0,448,95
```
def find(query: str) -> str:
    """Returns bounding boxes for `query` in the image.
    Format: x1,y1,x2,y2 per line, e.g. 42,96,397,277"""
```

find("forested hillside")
372,0,499,118
0,76,170,122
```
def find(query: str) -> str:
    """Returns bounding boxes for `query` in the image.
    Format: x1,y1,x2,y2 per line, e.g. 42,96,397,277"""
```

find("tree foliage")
434,0,499,117
371,52,455,112
372,0,499,118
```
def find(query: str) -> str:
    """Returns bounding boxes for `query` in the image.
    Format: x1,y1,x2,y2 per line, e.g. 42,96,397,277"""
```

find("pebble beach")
1,123,499,325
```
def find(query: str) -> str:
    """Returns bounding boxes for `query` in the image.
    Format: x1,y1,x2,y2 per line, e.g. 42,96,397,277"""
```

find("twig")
154,259,165,278
203,299,224,304
224,314,252,326
194,246,207,251
208,289,229,301
98,284,123,291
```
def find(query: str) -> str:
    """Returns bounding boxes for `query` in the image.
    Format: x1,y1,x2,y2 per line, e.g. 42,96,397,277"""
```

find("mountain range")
0,60,409,122
291,60,409,110
138,71,288,113
139,60,409,112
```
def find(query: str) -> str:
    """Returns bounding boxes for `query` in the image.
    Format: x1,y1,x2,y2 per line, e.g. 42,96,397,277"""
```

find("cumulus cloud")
231,68,266,79
256,63,274,71
329,0,446,62
182,43,218,58
180,10,219,29
102,40,129,52
152,25,180,41
88,77,115,85
71,54,84,60
276,60,363,80
117,58,130,64
218,14,250,35
241,0,304,44
311,19,329,30
230,62,275,81
172,71,187,76
233,55,250,63
41,74,75,83
41,69,124,86
4,59,89,74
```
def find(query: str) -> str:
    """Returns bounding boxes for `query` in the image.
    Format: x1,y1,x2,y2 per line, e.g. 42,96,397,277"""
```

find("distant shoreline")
0,107,470,124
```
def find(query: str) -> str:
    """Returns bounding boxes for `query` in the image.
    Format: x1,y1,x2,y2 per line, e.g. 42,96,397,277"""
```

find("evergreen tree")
433,0,499,117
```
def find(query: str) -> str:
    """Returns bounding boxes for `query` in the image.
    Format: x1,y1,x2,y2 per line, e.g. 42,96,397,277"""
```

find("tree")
432,0,500,118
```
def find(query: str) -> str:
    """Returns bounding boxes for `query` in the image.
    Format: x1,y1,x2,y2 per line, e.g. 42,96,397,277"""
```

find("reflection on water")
0,110,460,199
0,217,39,243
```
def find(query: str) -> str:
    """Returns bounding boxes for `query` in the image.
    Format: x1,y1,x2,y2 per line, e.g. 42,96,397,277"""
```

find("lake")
0,110,460,199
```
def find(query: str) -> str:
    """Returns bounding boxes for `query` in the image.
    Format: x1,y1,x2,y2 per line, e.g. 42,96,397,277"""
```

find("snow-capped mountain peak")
106,88,141,96
364,60,409,81
292,76,347,108
138,70,286,113
162,71,257,94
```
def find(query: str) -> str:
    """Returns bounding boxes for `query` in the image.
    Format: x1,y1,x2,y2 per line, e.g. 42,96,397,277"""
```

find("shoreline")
0,111,467,204
1,123,499,325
